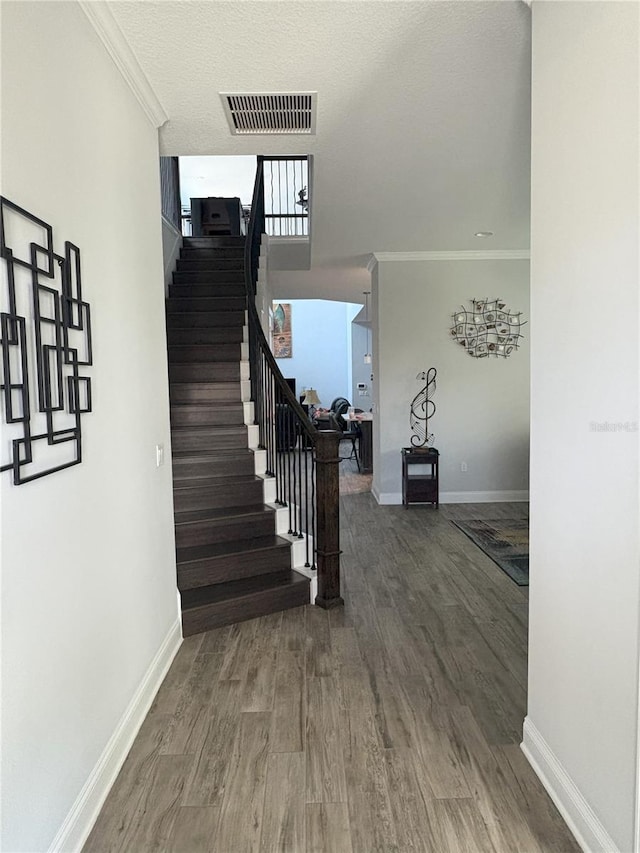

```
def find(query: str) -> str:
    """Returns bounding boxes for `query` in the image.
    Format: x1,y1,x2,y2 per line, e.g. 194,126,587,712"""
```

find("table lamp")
302,388,320,418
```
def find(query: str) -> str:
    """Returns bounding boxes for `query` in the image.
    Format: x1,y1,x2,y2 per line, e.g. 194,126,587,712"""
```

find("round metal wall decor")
450,298,525,358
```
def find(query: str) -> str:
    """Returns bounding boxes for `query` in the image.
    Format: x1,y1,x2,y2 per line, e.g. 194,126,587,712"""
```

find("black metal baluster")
304,444,310,566
304,159,309,236
295,159,299,237
275,384,283,506
286,159,291,236
284,409,291,511
261,351,267,452
269,160,275,236
271,373,277,481
267,362,274,477
290,413,298,534
262,353,268,468
257,349,263,448
297,434,304,539
311,450,317,569
277,160,282,237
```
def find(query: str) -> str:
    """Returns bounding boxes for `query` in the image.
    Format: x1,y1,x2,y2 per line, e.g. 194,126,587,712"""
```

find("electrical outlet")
156,444,165,467
460,461,468,472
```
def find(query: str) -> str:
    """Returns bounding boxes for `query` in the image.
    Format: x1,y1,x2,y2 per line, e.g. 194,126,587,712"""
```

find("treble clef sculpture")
410,368,437,448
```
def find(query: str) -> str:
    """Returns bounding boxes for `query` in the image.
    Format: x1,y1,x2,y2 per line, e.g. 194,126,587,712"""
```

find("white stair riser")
247,423,259,448
253,448,267,475
243,401,255,425
262,476,277,504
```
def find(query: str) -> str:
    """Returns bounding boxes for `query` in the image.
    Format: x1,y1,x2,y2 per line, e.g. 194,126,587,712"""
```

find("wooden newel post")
314,430,344,609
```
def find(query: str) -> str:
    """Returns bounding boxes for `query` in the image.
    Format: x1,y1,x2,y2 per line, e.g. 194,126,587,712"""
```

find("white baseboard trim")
440,489,529,504
160,213,182,239
376,492,402,505
48,619,183,853
521,717,618,853
374,489,529,505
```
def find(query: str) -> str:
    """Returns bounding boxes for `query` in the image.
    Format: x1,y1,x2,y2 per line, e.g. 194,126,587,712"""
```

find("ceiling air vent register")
221,93,317,135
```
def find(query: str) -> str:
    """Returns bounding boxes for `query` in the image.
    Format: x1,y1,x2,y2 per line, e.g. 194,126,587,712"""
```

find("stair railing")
244,156,343,609
262,156,310,236
159,156,182,232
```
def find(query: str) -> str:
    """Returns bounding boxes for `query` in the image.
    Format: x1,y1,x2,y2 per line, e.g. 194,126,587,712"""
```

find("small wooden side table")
355,418,373,474
402,447,439,508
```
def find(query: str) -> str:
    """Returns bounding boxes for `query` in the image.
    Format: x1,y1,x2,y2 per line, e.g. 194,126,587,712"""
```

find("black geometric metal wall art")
450,298,525,358
410,367,437,448
0,197,93,484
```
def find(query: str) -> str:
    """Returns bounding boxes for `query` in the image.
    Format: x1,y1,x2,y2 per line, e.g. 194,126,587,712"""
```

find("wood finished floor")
85,495,579,853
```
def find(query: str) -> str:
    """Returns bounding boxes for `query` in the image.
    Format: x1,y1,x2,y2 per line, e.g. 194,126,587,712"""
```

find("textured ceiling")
108,0,532,301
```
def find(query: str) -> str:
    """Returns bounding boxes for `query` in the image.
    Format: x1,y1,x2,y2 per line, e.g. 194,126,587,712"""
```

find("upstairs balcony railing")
161,155,310,239
263,156,309,237
159,156,182,232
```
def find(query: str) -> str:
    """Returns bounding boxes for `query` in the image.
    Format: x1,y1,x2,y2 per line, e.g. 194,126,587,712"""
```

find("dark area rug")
451,517,529,586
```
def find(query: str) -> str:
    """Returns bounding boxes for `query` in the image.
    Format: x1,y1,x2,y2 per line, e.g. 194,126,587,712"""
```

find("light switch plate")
156,444,165,467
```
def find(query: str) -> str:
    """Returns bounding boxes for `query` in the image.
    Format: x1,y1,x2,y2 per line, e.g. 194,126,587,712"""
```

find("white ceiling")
108,0,532,303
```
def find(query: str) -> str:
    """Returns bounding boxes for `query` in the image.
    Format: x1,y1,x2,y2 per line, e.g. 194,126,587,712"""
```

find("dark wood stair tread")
177,259,244,268
174,504,273,524
166,299,246,313
181,570,308,612
177,535,290,565
172,450,255,463
170,380,242,386
170,424,247,434
168,345,243,364
181,572,310,634
173,474,260,490
167,312,246,326
169,285,246,299
171,450,255,473
172,271,246,283
170,401,244,408
169,381,242,388
166,236,312,632
183,236,245,245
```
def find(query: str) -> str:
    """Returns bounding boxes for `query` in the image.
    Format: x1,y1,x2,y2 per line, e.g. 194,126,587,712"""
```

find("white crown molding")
79,1,169,129
368,249,530,268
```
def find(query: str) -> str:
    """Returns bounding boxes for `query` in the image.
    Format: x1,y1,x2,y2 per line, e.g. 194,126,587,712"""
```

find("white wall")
351,321,373,409
372,257,530,503
272,299,360,405
256,238,272,338
0,4,179,851
525,4,640,852
268,238,311,272
178,155,257,208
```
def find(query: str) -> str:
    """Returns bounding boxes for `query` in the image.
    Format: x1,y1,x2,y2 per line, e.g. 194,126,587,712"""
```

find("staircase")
167,236,310,636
